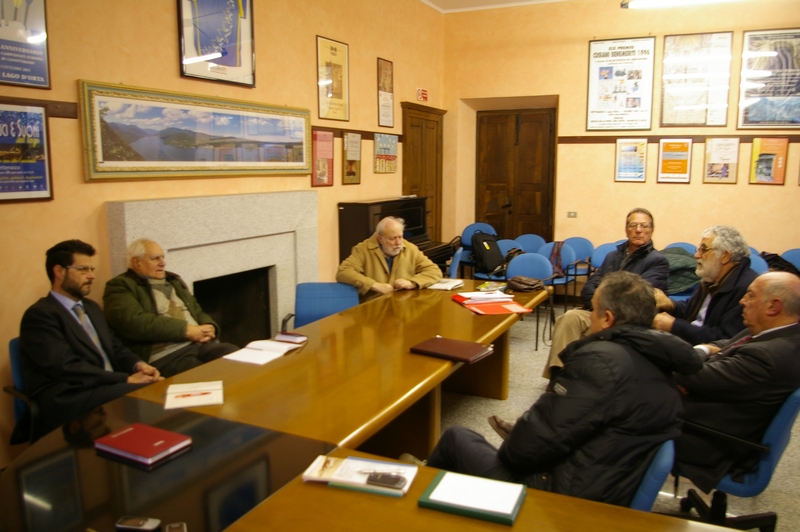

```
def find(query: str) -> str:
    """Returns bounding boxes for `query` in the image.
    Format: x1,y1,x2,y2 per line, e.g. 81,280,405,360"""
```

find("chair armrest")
682,420,770,454
280,313,295,333
3,385,29,403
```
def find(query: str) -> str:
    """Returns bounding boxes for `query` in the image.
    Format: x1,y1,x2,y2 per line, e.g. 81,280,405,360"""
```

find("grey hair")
626,207,654,229
374,216,405,237
760,272,800,317
126,238,157,265
703,226,750,263
595,271,656,327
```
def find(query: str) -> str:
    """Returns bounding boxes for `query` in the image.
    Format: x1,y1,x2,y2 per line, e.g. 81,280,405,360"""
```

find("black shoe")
488,415,514,440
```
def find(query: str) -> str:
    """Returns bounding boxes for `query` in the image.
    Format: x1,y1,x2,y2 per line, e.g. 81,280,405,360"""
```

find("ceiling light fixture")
622,0,739,8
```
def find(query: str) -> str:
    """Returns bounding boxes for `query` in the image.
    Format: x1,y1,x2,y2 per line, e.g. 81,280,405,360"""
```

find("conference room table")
229,447,731,532
129,281,549,458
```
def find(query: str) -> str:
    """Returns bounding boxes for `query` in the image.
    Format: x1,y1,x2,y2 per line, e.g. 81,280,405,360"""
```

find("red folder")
464,301,532,315
410,337,494,364
94,423,192,465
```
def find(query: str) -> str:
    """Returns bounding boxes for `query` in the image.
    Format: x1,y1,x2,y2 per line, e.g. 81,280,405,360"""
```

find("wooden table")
129,282,548,458
228,448,730,532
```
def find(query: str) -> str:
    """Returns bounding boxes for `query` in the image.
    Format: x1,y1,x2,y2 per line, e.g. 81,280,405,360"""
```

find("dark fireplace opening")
193,267,272,348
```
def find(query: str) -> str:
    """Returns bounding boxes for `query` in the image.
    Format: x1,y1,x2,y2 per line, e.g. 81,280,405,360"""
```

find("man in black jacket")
541,207,669,378
675,271,800,492
652,225,757,345
425,272,702,507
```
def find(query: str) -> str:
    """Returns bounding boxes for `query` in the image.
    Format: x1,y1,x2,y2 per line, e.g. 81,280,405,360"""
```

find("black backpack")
470,231,504,273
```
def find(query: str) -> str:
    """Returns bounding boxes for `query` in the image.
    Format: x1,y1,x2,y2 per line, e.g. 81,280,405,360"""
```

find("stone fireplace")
106,191,318,335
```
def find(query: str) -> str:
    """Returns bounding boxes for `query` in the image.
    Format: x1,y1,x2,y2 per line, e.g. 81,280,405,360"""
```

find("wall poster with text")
703,138,739,184
587,37,655,131
0,0,49,88
749,137,788,184
312,130,334,187
657,139,692,183
614,138,647,182
0,103,52,202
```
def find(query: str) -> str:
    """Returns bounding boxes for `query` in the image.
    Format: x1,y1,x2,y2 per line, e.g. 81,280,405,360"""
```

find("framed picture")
79,80,311,180
206,459,269,532
0,102,52,202
657,139,692,183
20,450,82,531
178,0,255,87
342,132,361,184
312,129,334,186
378,58,394,127
749,137,788,184
738,29,800,129
317,36,350,121
615,138,647,182
661,32,732,127
374,134,398,173
704,138,739,184
0,0,49,89
587,37,655,131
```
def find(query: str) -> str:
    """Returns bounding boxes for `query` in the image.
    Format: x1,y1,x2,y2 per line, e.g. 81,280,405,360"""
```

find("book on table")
476,281,507,292
223,339,303,365
410,336,494,364
427,278,465,291
302,455,419,497
418,471,527,525
94,423,192,466
464,301,532,316
274,331,308,344
164,380,224,409
451,290,514,305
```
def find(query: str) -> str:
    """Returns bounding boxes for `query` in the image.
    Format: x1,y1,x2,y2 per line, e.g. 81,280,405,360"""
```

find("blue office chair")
448,247,464,279
536,242,577,312
782,248,800,271
3,337,41,444
749,246,760,258
514,234,546,254
630,440,675,512
665,242,697,255
473,239,519,281
281,282,359,330
506,253,554,350
749,254,769,275
459,222,497,274
564,237,594,299
678,388,800,531
591,242,618,271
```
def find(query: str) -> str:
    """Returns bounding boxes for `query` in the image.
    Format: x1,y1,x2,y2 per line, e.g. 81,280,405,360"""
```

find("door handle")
501,203,512,209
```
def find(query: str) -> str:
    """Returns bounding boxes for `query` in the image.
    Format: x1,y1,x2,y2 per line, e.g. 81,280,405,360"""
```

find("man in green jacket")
103,238,238,377
336,216,442,302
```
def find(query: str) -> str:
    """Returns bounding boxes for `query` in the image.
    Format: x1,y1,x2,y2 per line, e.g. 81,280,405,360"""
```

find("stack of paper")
427,278,465,291
451,291,532,315
451,290,514,304
224,339,303,365
303,455,419,497
164,381,224,409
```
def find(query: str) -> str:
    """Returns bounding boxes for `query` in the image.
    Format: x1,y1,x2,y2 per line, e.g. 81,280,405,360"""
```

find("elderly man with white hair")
103,238,238,377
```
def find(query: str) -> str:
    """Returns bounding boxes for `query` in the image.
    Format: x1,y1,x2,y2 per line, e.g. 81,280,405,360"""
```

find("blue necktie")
73,303,113,371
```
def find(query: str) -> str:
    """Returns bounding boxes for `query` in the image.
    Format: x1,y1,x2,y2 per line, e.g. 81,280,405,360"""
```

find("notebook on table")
410,336,494,364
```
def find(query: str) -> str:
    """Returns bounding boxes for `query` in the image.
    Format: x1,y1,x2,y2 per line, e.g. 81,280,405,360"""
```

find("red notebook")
410,337,494,364
464,301,532,315
94,423,192,465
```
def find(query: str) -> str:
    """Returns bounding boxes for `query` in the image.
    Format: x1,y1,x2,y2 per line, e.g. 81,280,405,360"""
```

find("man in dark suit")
18,240,162,442
675,271,800,492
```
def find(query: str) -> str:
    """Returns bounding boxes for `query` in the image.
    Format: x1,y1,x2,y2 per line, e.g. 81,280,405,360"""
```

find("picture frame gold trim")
79,80,310,180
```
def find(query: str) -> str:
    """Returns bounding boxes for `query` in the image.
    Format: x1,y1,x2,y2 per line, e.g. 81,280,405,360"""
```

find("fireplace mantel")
106,191,318,334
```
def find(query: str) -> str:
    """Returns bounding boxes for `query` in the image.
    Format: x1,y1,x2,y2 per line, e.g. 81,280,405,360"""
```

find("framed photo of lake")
78,80,311,180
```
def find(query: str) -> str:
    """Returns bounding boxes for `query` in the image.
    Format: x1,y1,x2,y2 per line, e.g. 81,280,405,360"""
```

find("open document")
224,339,303,365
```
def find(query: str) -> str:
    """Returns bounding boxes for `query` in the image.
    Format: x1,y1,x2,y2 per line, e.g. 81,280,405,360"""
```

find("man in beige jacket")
336,216,442,302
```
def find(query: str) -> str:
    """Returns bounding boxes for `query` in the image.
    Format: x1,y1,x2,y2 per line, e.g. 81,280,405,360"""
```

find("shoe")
399,453,426,466
488,415,514,440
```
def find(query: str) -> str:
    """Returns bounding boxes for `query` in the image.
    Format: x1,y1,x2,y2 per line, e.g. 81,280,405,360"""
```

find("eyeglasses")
626,223,652,230
66,265,96,274
697,244,714,255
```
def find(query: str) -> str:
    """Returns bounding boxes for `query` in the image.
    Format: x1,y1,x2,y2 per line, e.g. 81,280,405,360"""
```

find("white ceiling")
420,0,568,13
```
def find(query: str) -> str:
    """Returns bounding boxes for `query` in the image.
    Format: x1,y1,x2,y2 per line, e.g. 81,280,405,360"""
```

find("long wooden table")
129,282,548,458
228,448,730,532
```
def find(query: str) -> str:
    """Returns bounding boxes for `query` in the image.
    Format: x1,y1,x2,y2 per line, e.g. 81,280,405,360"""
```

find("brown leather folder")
410,336,494,364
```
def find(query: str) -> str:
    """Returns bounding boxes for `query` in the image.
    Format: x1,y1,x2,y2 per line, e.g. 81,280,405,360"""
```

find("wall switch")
567,211,577,218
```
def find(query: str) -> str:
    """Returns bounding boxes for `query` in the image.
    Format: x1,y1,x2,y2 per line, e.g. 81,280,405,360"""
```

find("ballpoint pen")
357,469,407,475
174,391,212,399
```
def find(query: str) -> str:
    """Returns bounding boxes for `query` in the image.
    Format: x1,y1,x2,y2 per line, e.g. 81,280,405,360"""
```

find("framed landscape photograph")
317,36,350,121
178,0,255,87
79,80,311,180
0,102,52,202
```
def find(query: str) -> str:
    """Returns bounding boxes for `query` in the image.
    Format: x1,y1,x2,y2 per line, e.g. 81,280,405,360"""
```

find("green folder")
417,470,526,526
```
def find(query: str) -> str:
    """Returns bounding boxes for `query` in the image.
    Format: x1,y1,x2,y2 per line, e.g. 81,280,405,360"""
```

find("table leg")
442,330,509,400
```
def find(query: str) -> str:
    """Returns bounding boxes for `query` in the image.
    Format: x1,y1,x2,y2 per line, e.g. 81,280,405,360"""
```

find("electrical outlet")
567,211,578,218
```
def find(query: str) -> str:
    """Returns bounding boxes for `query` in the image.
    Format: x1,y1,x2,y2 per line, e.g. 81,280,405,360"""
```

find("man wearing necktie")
674,271,800,493
17,240,162,443
652,225,758,345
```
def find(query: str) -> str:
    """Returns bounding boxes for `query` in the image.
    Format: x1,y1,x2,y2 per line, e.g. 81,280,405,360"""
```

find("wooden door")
475,109,555,241
402,102,445,241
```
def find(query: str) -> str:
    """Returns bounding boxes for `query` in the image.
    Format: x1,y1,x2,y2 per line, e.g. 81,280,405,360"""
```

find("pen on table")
357,469,407,475
174,391,212,398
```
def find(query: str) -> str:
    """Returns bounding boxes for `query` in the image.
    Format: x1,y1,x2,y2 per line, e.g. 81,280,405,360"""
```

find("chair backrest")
497,239,519,256
294,283,359,328
514,234,546,254
505,252,553,280
8,337,26,422
781,248,800,271
665,242,697,255
591,243,618,269
448,247,464,279
630,440,674,511
717,388,800,497
460,223,497,249
749,246,759,257
564,237,594,262
749,254,769,274
536,242,577,279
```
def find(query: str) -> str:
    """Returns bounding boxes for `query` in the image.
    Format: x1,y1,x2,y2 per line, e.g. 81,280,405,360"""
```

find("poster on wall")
749,137,788,185
614,138,647,182
0,103,52,202
342,132,361,184
378,58,394,127
657,139,692,183
738,29,800,129
317,36,350,121
374,134,397,173
587,37,655,131
312,130,334,187
661,32,732,127
703,138,739,184
0,0,49,89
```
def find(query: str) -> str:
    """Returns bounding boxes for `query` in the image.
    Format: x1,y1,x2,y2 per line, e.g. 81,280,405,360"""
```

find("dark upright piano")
338,197,454,270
